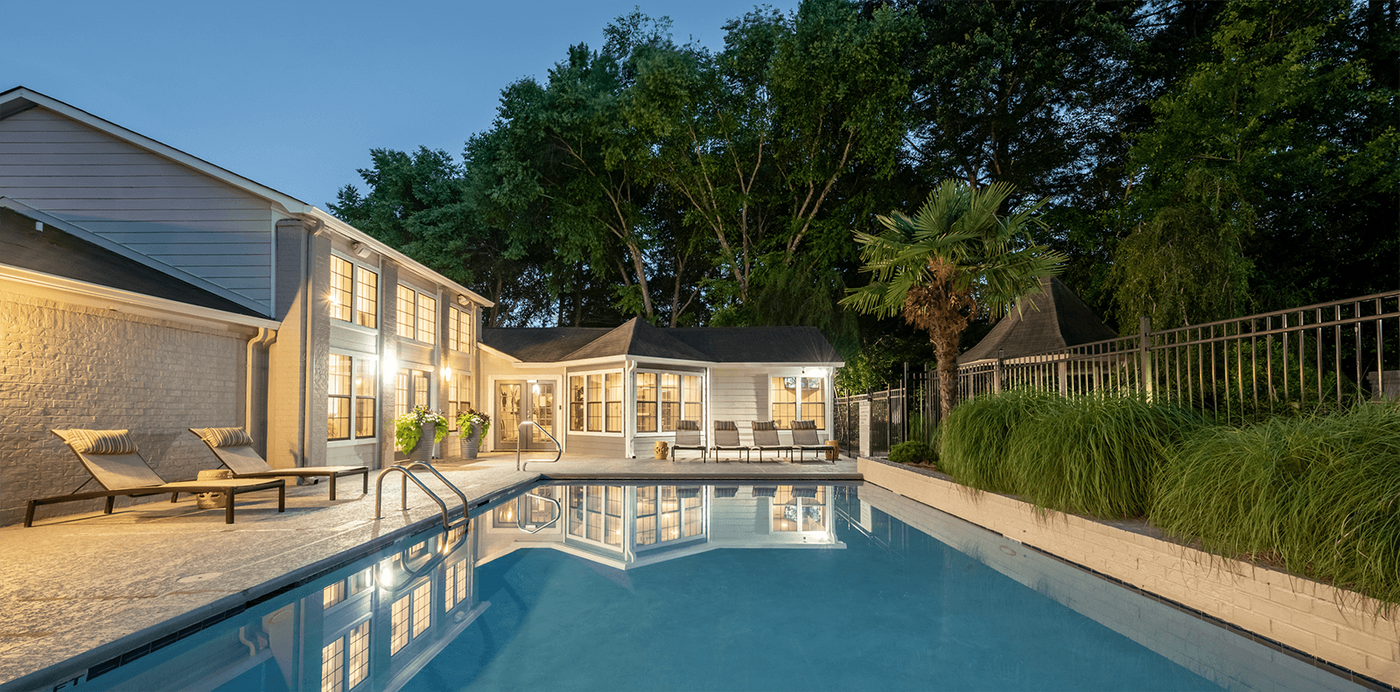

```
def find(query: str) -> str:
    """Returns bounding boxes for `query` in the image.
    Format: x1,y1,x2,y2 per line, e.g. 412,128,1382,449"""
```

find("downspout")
299,214,325,469
246,326,277,455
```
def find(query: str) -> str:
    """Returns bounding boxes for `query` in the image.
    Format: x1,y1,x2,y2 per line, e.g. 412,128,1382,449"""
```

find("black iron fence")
840,289,1400,456
957,290,1400,423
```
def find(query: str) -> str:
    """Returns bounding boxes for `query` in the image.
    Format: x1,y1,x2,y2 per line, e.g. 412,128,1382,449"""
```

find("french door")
495,380,556,451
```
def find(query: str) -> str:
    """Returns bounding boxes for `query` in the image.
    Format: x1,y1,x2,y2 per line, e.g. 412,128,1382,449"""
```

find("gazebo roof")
957,277,1117,363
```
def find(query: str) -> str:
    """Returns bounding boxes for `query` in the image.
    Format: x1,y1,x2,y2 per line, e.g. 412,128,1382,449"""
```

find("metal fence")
956,290,1400,423
840,289,1400,456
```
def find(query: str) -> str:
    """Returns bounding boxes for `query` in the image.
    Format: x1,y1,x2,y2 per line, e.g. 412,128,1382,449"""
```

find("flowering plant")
395,405,449,452
456,406,491,438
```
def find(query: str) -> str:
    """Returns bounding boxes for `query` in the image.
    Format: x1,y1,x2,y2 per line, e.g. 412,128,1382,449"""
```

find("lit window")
413,371,429,410
416,293,437,344
323,580,346,608
355,267,378,329
347,621,370,688
329,354,351,441
772,377,825,429
355,360,376,439
331,355,376,441
330,256,353,323
390,595,410,654
587,375,603,432
636,372,702,433
321,638,344,692
772,485,827,532
569,376,585,432
444,562,457,611
447,307,469,352
396,286,415,340
412,581,431,637
395,369,410,419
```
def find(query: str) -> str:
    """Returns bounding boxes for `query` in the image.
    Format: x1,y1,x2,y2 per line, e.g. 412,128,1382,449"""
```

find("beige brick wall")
0,289,250,526
859,459,1400,686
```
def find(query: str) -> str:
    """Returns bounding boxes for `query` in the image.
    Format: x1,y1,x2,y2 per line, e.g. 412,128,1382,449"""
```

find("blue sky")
2,0,790,210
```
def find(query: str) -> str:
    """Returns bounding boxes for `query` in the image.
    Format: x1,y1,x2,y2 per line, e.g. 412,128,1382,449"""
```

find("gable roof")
482,317,842,365
0,86,494,309
958,276,1118,363
0,205,265,318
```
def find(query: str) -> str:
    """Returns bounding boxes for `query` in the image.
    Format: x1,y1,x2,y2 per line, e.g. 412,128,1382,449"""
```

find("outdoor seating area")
28,429,287,527
663,420,835,464
190,427,369,501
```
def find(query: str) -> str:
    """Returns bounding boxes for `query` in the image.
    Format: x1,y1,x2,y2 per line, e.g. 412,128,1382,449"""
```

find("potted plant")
396,405,448,464
456,406,491,459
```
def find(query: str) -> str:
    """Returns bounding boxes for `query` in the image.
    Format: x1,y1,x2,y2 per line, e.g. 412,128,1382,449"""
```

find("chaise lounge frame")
189,428,368,500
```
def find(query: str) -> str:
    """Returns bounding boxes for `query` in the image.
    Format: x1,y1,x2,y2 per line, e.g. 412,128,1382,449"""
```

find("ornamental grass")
1150,403,1400,605
938,388,1057,494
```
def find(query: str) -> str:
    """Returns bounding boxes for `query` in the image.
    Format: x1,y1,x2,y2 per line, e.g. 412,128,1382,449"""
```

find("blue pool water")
83,482,1366,692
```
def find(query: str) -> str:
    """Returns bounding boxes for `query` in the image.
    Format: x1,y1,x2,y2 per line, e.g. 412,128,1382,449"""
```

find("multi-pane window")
571,372,624,434
635,487,704,548
332,256,379,329
396,286,416,340
411,581,431,637
637,372,703,433
395,370,410,419
330,355,375,441
355,360,376,439
323,580,346,608
346,621,370,689
772,377,826,429
605,373,622,432
321,638,344,692
413,371,429,409
446,376,469,430
416,294,437,344
329,354,352,441
447,308,470,352
390,595,410,654
568,485,623,547
636,373,657,432
569,377,585,432
330,256,353,323
355,267,378,329
772,485,827,532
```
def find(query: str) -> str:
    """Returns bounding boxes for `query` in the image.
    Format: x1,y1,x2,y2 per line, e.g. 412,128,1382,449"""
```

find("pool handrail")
374,461,469,531
516,421,561,471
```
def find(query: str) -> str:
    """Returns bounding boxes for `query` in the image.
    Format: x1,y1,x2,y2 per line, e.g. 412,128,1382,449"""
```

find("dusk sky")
2,0,791,211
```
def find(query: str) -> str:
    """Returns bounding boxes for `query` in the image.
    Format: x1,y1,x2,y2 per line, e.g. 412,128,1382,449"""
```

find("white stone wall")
859,458,1400,687
0,289,249,526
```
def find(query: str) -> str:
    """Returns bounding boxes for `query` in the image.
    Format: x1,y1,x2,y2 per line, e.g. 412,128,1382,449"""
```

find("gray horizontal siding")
330,326,379,355
0,107,276,312
565,434,625,457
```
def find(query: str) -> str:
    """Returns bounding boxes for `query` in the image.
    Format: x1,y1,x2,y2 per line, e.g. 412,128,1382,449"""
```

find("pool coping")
859,456,1400,691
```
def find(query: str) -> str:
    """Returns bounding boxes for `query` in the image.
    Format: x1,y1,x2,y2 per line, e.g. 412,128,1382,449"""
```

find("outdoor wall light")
442,366,452,380
381,353,397,382
456,295,469,307
351,241,373,259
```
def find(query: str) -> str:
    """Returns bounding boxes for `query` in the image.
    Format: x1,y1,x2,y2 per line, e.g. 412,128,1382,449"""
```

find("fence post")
902,362,910,443
993,349,1004,395
1139,315,1153,400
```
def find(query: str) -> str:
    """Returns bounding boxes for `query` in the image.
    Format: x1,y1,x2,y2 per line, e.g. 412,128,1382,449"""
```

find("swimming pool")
79,481,1369,691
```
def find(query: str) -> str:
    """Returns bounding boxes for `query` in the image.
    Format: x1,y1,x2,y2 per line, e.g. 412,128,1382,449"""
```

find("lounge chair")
789,420,832,463
29,429,285,526
710,421,750,462
750,421,793,462
190,427,368,500
670,420,707,462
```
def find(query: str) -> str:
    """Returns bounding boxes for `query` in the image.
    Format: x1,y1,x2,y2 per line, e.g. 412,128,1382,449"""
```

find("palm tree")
840,179,1066,419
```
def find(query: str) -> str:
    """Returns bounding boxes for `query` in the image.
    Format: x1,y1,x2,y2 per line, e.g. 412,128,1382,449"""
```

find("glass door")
495,380,557,451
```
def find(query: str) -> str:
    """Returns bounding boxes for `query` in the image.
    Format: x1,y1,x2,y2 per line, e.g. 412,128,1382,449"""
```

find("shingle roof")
958,276,1117,363
0,206,268,318
482,317,842,364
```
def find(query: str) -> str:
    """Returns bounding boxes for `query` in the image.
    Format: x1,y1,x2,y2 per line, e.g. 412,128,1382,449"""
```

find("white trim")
565,369,626,436
0,198,271,316
0,262,280,331
328,249,382,334
478,342,520,363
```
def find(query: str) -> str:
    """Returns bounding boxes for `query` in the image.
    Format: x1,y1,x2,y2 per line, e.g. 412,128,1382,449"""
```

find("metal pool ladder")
516,421,561,472
516,491,562,534
374,461,469,531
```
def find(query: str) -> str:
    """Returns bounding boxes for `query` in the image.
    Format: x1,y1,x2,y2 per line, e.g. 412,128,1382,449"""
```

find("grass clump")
1004,394,1204,518
889,440,936,465
1151,404,1400,605
939,389,1057,493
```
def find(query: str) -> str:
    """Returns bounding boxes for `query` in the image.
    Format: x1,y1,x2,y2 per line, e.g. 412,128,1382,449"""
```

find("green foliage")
395,406,448,453
455,407,491,439
888,440,936,465
938,389,1058,493
1151,404,1400,607
1002,394,1205,518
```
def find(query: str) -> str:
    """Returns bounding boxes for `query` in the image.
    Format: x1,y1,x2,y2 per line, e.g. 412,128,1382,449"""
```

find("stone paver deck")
0,453,858,690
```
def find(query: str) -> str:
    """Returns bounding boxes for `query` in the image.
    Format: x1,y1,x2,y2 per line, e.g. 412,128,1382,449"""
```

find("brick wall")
0,289,249,526
859,458,1400,687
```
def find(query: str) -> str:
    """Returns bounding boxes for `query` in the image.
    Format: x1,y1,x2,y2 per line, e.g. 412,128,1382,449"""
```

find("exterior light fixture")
442,366,452,380
351,241,373,259
456,295,469,307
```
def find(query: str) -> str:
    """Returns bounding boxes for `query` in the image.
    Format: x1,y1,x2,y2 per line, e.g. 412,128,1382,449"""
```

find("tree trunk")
932,334,960,420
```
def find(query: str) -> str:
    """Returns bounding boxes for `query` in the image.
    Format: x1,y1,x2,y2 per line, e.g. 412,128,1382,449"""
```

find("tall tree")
841,180,1066,418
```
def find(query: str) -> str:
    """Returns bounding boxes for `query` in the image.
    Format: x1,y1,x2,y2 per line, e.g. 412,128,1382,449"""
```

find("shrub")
1151,404,1400,605
889,440,935,465
1003,393,1204,518
939,389,1058,493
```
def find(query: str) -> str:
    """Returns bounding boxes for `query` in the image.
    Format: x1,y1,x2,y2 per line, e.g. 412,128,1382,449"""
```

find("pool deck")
0,453,859,691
